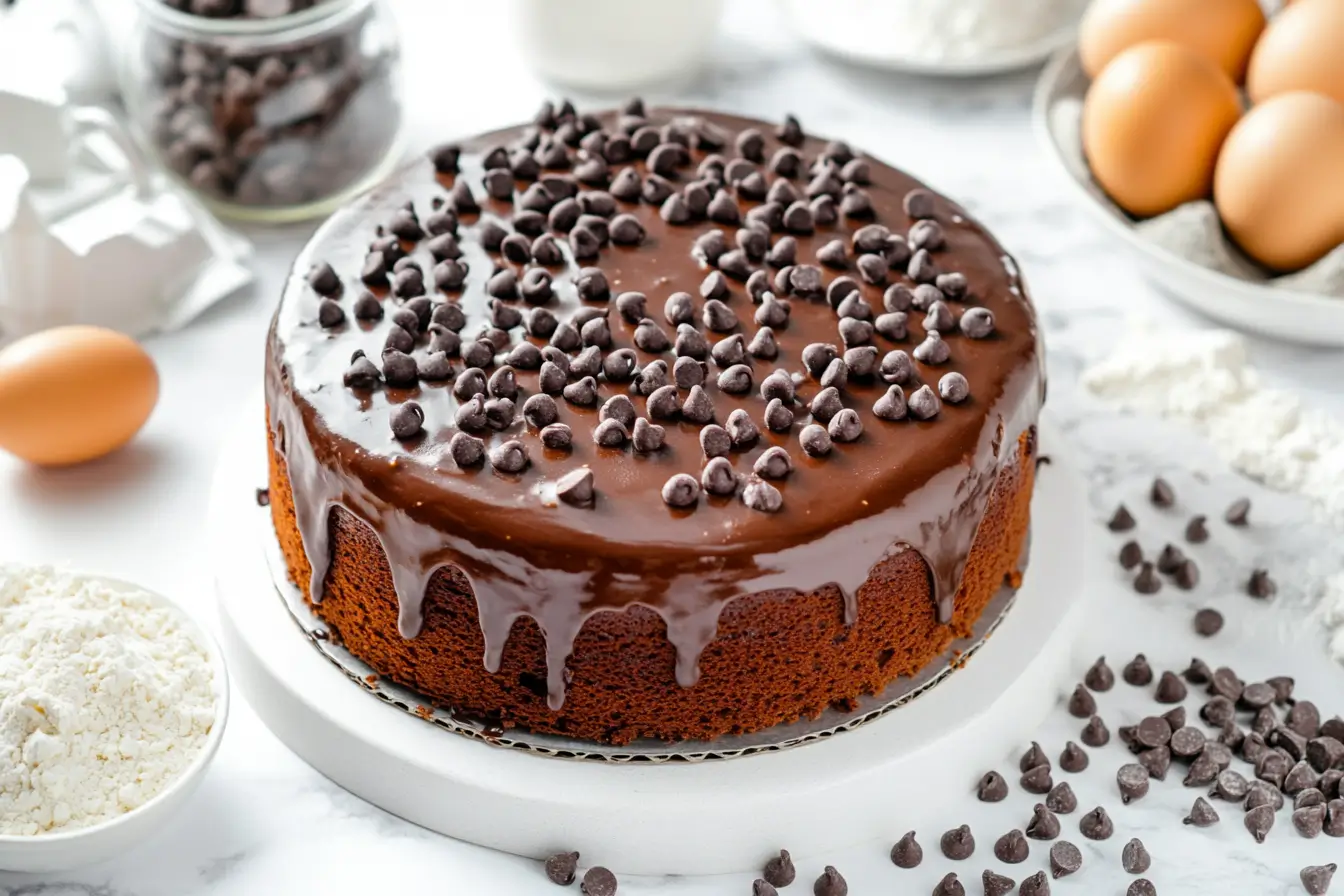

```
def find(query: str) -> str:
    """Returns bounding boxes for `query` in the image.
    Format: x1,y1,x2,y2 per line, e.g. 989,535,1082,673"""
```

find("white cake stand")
211,407,1088,875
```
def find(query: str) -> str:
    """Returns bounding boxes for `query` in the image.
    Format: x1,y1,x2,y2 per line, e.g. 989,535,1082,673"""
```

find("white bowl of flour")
0,566,229,872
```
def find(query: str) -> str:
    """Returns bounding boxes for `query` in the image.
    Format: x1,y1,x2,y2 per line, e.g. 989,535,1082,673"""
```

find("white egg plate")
1034,48,1344,347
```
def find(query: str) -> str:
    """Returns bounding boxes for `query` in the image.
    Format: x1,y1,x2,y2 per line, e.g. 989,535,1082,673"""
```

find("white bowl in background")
1034,48,1344,347
0,574,230,874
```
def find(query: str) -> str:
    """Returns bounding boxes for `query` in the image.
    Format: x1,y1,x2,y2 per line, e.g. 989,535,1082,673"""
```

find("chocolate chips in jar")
131,0,403,215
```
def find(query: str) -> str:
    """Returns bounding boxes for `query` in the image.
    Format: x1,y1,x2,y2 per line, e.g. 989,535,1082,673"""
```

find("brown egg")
1215,92,1344,272
1080,0,1266,82
1083,42,1243,218
1247,0,1344,106
0,326,159,466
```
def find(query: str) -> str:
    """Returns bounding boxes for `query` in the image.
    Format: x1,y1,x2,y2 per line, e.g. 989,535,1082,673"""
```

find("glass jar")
120,0,404,222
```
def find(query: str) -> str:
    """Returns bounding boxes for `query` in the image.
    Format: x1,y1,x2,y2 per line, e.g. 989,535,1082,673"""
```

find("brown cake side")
268,423,1034,745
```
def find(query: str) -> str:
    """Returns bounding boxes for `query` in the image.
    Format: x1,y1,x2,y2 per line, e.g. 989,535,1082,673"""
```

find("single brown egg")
1215,92,1344,272
0,326,159,466
1080,0,1266,82
1083,41,1243,218
1246,0,1344,106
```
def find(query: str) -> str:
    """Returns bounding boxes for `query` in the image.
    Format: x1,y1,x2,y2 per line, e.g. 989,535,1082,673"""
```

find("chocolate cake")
265,101,1044,745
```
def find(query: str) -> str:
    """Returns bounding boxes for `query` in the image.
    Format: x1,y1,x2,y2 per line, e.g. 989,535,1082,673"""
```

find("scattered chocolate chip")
1247,569,1277,599
1082,716,1110,747
867,385,907,422
1302,864,1337,895
813,866,847,896
1180,796,1220,828
1079,806,1114,840
609,213,645,246
1326,799,1344,836
1190,607,1224,637
554,468,596,507
1068,684,1097,719
940,825,975,860
742,476,783,520
1026,803,1061,840
1155,543,1184,574
1184,515,1209,543
994,829,1029,864
682,385,716,424
761,850,796,888
800,423,833,458
1136,716,1173,749
938,372,970,404
896,188,933,220
562,376,598,408
908,384,941,420
1184,752,1221,787
1059,741,1089,773
1155,671,1187,703
1288,759,1323,796
1020,872,1051,896
1245,803,1276,843
545,851,579,886
1082,659,1115,695
662,472,701,508
1020,742,1051,773
1120,653,1151,686
580,866,617,896
1022,765,1054,795
1046,840,1080,879
827,408,862,443
1134,562,1162,594
675,324,711,361
742,446,795,488
1173,558,1200,590
1117,764,1151,804
1108,505,1137,531
624,417,662,453
1047,782,1079,814
1295,803,1328,838
1171,726,1206,758
753,880,777,896
1200,697,1234,728
483,396,516,430
1224,497,1251,526
982,871,1014,896
931,872,964,896
1138,746,1172,780
1113,838,1149,876
386,400,424,440
978,771,1009,802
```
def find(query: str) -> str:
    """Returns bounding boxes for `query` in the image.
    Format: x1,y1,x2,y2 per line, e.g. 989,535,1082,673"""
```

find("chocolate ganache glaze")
266,105,1044,712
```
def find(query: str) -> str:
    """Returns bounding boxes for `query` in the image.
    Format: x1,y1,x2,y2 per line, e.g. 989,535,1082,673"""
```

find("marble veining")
1,0,1343,893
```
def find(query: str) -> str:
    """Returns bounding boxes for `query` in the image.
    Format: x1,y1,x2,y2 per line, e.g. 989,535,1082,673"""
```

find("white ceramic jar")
512,0,726,92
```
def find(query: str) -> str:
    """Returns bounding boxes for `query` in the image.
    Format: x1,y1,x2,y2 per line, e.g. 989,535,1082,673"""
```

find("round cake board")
212,403,1088,875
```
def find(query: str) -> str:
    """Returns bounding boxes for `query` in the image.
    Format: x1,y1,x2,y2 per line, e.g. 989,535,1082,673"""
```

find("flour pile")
0,566,217,836
1081,322,1344,661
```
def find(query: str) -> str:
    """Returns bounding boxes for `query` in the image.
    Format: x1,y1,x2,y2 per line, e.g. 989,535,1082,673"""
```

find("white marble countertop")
3,1,1344,893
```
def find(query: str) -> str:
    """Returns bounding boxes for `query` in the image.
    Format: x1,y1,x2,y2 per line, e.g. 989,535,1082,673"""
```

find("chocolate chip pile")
135,0,399,208
313,99,1002,513
1109,480,1275,631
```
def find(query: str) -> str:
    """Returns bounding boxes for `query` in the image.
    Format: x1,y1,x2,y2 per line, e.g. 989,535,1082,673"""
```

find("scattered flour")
1081,322,1344,661
0,565,217,836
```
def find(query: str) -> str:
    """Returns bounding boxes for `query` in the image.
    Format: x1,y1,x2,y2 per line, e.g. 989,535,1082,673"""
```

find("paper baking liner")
257,507,1020,763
